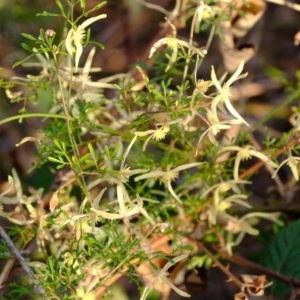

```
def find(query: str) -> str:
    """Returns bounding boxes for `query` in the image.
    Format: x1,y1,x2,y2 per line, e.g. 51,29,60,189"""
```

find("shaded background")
0,1,300,299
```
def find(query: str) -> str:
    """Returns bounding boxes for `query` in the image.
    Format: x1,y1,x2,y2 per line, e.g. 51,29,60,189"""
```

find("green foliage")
0,0,299,299
260,219,300,297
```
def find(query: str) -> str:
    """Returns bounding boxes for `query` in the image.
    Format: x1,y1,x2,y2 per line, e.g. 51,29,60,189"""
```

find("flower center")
162,170,179,182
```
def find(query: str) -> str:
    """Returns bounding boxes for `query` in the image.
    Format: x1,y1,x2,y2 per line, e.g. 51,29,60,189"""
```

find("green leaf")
80,0,86,11
89,41,105,49
37,11,60,17
55,0,65,15
48,157,64,164
94,1,107,10
260,219,300,297
21,33,37,41
21,43,33,53
88,143,95,157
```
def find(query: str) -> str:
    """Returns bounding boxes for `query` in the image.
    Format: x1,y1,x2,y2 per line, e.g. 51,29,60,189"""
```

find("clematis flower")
91,184,144,227
149,18,206,71
211,61,248,125
135,119,181,152
272,155,300,181
222,145,278,180
224,212,283,255
65,14,107,72
206,194,251,226
135,162,203,204
201,180,250,225
196,109,242,154
140,254,190,300
201,180,250,203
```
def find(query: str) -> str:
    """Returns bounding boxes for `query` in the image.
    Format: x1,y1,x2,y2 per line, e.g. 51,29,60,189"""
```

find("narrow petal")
210,96,221,117
225,99,248,125
271,160,288,179
211,66,222,91
166,180,182,204
117,185,126,213
149,38,168,58
234,156,242,180
161,254,189,272
82,81,115,88
75,42,83,72
227,61,244,86
126,198,143,217
90,208,123,220
135,130,156,137
249,150,278,168
207,130,218,146
82,47,96,75
222,146,243,152
120,135,137,170
142,135,154,152
163,280,191,297
0,176,14,199
65,29,75,56
135,171,166,181
165,45,178,71
196,129,210,155
288,158,299,181
174,162,203,172
80,14,107,29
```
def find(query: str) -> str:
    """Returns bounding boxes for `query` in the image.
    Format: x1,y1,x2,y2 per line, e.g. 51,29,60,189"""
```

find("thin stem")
0,225,48,297
214,245,300,289
194,24,216,84
0,113,69,126
198,242,243,288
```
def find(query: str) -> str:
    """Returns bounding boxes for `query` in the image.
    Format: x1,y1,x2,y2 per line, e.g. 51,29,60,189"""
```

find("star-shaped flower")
221,145,278,180
211,61,248,125
272,155,300,181
149,18,206,71
140,254,190,300
65,14,106,72
135,162,203,204
195,109,242,154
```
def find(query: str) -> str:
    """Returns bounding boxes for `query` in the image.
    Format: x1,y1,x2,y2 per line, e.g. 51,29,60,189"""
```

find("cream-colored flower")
201,180,250,225
211,61,248,124
135,162,203,204
135,119,181,151
65,14,106,72
91,184,143,226
207,194,250,226
196,109,242,154
224,212,283,255
149,18,206,71
201,180,250,205
140,254,190,300
222,145,278,180
272,155,300,181
118,135,148,182
193,1,212,33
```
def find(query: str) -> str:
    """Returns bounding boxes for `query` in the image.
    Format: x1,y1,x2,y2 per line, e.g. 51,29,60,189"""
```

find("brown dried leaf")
232,0,266,38
240,274,272,296
49,191,59,212
294,30,300,45
219,22,256,72
234,292,249,300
